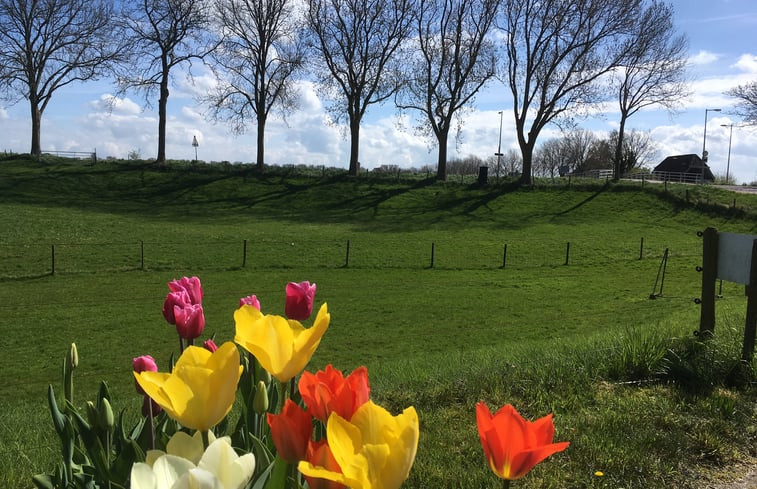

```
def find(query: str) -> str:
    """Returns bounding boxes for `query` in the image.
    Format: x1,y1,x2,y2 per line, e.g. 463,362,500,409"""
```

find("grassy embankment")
0,156,756,488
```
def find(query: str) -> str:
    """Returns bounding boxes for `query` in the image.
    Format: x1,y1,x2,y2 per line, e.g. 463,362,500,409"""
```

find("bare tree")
206,0,305,168
116,0,216,163
498,0,640,185
726,81,757,124
561,129,597,174
533,139,563,179
609,129,656,174
305,0,415,175
0,0,119,155
395,0,498,181
610,0,688,180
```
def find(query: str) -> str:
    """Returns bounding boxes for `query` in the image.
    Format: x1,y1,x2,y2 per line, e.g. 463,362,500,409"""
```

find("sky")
2,0,757,183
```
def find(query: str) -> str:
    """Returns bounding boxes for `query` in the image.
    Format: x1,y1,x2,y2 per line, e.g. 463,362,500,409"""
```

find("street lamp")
494,111,504,183
192,135,199,163
702,108,721,162
721,124,735,184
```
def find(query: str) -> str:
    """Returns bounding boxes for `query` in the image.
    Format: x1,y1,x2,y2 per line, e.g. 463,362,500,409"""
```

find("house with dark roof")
652,154,714,182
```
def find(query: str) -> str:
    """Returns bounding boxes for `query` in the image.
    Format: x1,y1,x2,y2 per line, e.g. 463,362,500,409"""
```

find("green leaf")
263,456,289,489
47,384,66,436
31,474,54,489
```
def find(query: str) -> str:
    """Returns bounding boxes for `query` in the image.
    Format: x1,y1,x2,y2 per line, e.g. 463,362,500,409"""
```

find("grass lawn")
0,156,756,488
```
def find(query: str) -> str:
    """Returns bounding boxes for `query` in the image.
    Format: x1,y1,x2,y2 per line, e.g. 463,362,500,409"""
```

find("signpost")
698,227,757,361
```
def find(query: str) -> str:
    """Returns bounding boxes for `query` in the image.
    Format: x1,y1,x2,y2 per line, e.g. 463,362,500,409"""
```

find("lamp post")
494,111,503,183
720,124,735,184
702,108,721,162
192,135,199,163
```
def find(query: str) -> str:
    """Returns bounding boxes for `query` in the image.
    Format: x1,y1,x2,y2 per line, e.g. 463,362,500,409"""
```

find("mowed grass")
1,156,756,488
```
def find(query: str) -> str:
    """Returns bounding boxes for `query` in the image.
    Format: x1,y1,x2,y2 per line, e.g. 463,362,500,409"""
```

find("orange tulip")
299,365,370,423
302,439,346,489
476,402,569,481
266,399,313,463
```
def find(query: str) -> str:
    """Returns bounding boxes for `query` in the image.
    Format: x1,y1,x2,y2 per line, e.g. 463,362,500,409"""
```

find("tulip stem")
201,430,210,450
179,337,185,354
147,397,155,450
503,480,511,489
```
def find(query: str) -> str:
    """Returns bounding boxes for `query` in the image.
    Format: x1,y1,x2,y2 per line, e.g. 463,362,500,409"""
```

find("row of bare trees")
0,0,692,183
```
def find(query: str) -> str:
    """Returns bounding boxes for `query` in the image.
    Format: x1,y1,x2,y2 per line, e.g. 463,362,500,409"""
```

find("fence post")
242,239,247,267
699,227,718,336
51,244,55,275
564,242,570,266
502,244,508,269
345,240,350,268
430,242,435,268
639,237,644,260
141,241,145,270
742,240,757,361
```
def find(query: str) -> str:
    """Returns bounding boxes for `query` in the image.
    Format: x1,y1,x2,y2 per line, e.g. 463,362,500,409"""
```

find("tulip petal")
130,462,157,489
507,441,571,480
198,437,256,489
151,454,195,488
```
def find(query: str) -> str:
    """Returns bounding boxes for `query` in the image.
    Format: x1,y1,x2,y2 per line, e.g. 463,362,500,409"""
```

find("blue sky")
2,0,757,182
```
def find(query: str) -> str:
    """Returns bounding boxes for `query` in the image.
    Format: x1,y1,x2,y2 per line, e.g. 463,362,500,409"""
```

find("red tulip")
476,402,570,481
203,338,218,352
302,439,346,489
239,294,261,310
162,290,190,324
168,276,203,305
285,281,316,320
266,399,313,463
173,303,205,340
299,365,370,423
132,355,158,395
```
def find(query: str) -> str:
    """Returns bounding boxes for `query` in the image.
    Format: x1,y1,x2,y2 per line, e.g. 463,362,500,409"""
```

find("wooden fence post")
699,227,718,336
242,239,247,267
639,237,644,260
51,244,55,275
345,240,350,268
430,242,435,268
141,241,145,270
742,240,757,361
502,244,507,269
564,242,570,266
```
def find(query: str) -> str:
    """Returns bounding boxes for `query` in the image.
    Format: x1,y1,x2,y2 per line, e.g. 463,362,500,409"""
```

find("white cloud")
90,94,142,116
0,107,7,120
732,54,757,73
689,50,720,65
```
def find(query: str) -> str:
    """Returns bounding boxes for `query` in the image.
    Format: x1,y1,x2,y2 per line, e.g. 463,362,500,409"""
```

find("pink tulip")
174,303,205,340
239,294,261,310
203,338,219,352
285,281,317,320
162,290,190,325
168,276,203,305
132,355,157,394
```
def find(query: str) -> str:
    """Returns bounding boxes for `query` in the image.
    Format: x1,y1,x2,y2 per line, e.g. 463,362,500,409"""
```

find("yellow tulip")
298,400,419,489
234,303,330,383
134,342,243,432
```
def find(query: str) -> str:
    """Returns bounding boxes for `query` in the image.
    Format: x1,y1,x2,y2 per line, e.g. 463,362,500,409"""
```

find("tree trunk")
157,71,169,164
348,116,360,176
518,140,534,185
435,127,449,181
256,112,266,170
613,114,627,181
30,101,42,156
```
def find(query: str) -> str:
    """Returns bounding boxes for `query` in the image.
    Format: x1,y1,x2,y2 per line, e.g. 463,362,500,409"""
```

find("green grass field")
1,156,756,488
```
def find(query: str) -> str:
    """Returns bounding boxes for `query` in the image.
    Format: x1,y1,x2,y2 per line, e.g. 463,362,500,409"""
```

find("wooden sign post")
698,227,757,361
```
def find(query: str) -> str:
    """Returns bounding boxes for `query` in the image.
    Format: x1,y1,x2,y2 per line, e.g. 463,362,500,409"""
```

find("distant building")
652,154,714,182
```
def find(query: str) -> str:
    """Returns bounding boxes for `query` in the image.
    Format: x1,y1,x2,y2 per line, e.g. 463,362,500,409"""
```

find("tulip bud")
203,338,218,352
99,398,114,432
174,303,205,340
133,355,158,395
253,380,269,414
86,401,99,428
168,276,203,305
67,343,78,370
255,362,272,385
163,290,191,325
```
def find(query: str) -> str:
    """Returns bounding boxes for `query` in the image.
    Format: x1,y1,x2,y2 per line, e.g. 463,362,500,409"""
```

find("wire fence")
0,235,702,278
